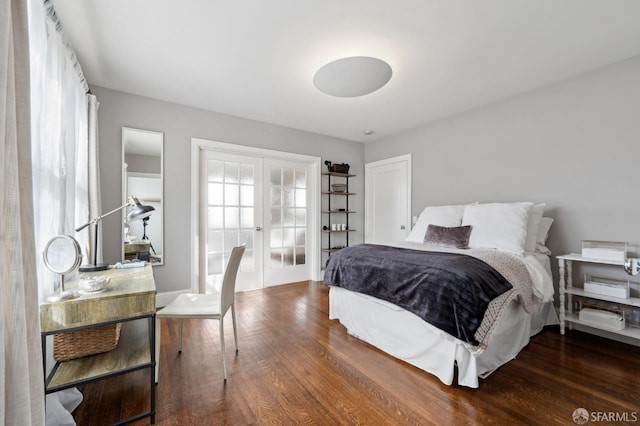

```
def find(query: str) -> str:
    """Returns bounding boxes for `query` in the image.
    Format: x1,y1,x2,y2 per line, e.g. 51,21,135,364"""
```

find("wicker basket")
329,163,350,174
53,323,122,361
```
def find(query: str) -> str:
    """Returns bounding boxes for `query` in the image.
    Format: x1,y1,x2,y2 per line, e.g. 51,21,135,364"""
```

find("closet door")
365,154,412,244
202,151,263,292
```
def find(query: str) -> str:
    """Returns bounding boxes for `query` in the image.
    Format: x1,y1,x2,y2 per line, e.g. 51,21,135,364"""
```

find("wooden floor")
74,281,640,425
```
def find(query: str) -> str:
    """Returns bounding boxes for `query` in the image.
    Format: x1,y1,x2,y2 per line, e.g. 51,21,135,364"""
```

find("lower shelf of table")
564,313,640,339
46,318,152,392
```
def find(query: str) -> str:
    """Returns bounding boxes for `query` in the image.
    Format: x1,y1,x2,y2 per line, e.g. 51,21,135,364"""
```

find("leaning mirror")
122,127,164,265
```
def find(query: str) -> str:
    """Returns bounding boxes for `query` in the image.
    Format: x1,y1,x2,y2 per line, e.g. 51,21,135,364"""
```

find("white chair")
157,245,245,379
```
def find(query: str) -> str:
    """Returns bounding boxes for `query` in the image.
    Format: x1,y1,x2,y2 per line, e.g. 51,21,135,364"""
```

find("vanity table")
40,265,156,425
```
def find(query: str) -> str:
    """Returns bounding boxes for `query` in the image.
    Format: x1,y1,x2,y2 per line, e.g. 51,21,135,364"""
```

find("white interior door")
197,144,319,292
365,154,412,244
263,159,313,287
201,151,263,292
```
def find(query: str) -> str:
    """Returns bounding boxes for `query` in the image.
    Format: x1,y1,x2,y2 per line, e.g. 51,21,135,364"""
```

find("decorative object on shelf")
581,240,627,262
324,160,350,174
583,274,630,298
79,275,111,293
43,235,83,302
626,309,640,328
578,307,625,331
76,196,154,272
624,258,640,275
332,183,347,193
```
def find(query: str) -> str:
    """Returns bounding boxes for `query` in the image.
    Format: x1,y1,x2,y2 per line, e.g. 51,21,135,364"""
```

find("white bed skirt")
329,286,559,388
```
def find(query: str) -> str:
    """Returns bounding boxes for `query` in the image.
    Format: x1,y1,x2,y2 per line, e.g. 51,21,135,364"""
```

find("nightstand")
557,253,640,342
40,265,157,424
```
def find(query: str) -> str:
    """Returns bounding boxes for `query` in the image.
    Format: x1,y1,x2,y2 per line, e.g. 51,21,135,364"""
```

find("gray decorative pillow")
424,224,472,249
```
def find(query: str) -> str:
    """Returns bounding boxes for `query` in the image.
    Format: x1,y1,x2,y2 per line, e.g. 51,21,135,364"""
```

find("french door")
199,145,317,293
263,159,311,287
201,151,263,292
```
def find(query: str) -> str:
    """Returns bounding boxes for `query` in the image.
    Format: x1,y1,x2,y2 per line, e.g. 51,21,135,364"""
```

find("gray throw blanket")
324,244,516,347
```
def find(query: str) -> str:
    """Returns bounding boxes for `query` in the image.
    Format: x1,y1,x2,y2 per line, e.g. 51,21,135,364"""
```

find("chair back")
220,245,245,314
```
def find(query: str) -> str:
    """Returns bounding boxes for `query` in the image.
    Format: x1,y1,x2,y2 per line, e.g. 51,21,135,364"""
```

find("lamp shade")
75,195,155,272
127,203,154,222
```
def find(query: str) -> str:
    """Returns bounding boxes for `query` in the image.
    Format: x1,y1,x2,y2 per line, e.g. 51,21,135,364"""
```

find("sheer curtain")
27,0,101,424
1,0,46,424
29,0,92,296
86,94,102,264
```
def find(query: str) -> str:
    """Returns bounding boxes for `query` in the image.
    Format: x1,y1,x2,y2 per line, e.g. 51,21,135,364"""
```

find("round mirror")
43,235,82,275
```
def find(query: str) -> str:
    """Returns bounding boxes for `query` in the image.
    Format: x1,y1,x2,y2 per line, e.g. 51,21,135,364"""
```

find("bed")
324,202,559,388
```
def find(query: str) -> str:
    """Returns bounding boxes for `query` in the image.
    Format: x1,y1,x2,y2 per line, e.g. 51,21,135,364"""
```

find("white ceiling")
52,0,640,143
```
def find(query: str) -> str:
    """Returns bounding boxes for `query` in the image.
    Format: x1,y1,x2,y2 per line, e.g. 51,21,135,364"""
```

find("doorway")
364,154,412,244
192,139,320,293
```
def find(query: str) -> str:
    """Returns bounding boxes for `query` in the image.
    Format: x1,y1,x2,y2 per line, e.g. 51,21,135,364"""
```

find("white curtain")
86,94,102,264
29,0,90,298
27,0,100,424
0,0,46,424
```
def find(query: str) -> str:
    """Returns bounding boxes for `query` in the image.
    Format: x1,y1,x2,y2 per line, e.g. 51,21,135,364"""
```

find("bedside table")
40,265,157,424
557,253,640,342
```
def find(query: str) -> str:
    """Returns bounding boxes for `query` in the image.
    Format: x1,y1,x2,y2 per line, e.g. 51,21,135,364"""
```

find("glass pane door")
263,159,311,286
202,151,262,292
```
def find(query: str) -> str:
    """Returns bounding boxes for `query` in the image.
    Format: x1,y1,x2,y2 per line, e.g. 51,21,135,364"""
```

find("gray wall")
95,54,640,297
94,86,364,293
365,55,640,286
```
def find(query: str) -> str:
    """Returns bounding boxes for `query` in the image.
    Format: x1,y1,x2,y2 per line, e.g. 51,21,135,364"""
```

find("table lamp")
76,196,154,272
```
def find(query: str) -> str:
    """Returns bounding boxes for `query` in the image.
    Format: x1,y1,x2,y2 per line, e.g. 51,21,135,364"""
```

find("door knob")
400,225,406,230
255,226,262,231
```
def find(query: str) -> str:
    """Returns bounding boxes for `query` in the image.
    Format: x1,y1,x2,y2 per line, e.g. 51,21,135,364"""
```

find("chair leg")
231,304,239,353
178,319,183,353
219,318,227,380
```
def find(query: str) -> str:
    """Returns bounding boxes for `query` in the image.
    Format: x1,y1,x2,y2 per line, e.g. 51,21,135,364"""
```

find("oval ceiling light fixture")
313,56,392,97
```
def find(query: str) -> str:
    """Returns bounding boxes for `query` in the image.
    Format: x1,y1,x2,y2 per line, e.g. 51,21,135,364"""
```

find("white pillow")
524,203,545,252
462,202,533,254
536,217,553,245
405,204,468,243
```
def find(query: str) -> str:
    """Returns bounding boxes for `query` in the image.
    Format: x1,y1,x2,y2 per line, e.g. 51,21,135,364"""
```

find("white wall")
93,86,364,294
365,55,640,287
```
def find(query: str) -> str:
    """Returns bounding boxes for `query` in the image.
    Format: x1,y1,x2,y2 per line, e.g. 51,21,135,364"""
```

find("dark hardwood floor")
73,281,640,425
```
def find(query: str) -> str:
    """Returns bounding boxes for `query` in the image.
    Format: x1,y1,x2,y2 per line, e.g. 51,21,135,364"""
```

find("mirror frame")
121,127,164,266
